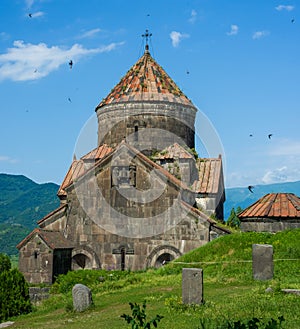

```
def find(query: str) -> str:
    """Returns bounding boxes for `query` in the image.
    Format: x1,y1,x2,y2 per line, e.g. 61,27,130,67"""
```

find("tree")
227,208,241,228
0,253,11,273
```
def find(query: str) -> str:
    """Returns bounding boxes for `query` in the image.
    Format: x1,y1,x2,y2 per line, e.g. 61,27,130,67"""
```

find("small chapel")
17,37,228,284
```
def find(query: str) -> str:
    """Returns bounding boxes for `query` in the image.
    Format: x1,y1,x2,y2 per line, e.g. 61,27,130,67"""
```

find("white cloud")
227,24,239,36
0,156,18,164
77,28,102,39
252,30,269,40
0,40,124,82
275,5,295,11
262,166,300,184
170,31,189,47
188,9,197,24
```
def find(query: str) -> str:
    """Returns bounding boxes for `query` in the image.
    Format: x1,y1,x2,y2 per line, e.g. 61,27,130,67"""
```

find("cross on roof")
142,29,152,51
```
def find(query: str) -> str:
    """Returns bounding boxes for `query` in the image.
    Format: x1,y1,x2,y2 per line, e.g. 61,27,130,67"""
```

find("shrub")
0,268,32,321
0,253,11,273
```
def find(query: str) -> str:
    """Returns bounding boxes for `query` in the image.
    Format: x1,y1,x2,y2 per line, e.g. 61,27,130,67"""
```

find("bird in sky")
249,134,253,137
248,185,254,193
69,60,73,69
28,13,32,18
68,97,72,103
268,134,273,139
291,18,295,23
186,70,190,75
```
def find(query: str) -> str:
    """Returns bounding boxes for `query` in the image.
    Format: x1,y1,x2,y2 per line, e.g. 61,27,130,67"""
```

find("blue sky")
0,0,299,188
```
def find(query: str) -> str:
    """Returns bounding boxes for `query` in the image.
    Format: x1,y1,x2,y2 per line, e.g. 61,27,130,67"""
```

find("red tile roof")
58,144,113,197
153,143,194,160
192,157,223,194
81,144,113,161
239,193,300,219
17,228,74,250
97,49,193,108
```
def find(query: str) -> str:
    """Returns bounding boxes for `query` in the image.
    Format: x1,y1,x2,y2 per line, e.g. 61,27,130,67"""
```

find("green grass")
7,229,300,328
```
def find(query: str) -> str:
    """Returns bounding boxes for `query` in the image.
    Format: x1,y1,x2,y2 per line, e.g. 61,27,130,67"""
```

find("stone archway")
72,246,101,270
145,245,182,268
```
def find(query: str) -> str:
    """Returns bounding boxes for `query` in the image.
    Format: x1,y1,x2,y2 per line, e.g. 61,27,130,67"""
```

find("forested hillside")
0,174,60,255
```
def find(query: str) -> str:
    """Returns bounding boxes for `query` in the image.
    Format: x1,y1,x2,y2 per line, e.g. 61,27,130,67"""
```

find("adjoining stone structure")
17,44,228,284
239,193,300,233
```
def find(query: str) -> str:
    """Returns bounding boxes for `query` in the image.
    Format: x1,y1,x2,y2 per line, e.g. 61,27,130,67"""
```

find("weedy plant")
121,301,163,329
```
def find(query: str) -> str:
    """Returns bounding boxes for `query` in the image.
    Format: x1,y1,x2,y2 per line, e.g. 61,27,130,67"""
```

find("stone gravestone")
72,284,93,312
252,244,273,280
182,268,203,304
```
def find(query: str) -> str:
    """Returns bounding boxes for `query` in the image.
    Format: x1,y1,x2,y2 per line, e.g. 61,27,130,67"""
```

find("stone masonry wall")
96,102,197,149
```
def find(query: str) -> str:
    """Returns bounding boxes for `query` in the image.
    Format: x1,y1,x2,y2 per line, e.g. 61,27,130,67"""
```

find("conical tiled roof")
97,48,193,108
238,193,300,219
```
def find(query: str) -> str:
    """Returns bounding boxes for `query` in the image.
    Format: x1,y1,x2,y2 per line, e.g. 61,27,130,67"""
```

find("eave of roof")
37,203,67,225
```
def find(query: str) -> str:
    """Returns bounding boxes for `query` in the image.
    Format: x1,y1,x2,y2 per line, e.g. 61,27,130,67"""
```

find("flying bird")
248,185,254,193
268,134,273,139
186,70,190,75
69,60,73,69
291,18,295,23
68,97,72,103
249,134,253,137
28,13,32,18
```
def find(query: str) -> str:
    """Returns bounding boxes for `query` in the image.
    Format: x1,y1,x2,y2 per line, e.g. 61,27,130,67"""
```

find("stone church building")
17,43,228,284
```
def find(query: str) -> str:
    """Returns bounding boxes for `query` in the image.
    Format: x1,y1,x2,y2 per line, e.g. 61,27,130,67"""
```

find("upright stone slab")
72,284,93,312
182,268,203,304
252,244,273,280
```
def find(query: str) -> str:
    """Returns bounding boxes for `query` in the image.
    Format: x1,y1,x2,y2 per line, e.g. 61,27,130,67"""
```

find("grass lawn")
7,229,300,329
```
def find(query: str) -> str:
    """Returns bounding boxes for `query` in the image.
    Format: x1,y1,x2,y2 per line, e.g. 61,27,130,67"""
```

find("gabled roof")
153,143,194,160
37,203,67,226
239,193,300,219
97,49,194,108
17,228,74,250
58,144,113,197
59,142,224,198
192,156,223,194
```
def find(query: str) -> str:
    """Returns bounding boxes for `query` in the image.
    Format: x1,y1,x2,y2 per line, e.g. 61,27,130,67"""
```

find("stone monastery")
17,41,229,284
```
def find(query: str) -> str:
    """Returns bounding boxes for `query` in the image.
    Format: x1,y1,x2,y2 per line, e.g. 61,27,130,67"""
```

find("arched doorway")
154,253,174,267
145,245,182,268
72,253,90,270
71,247,101,270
